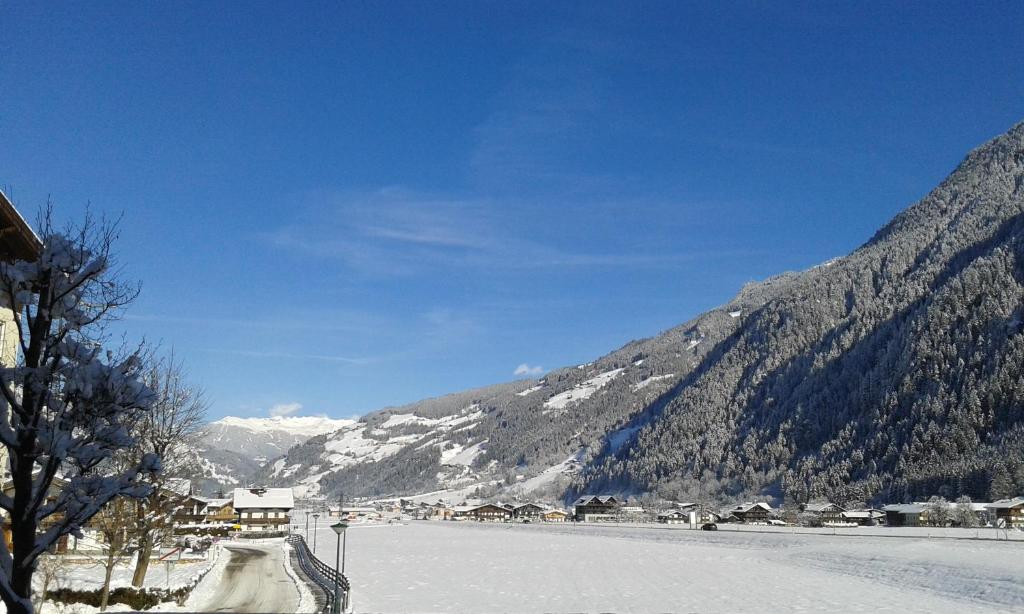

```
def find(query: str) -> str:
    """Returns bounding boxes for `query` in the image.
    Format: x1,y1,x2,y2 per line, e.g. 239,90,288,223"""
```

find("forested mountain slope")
579,121,1024,505
267,122,1024,506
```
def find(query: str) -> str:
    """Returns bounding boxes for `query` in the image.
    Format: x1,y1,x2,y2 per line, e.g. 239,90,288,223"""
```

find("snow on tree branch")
0,208,155,614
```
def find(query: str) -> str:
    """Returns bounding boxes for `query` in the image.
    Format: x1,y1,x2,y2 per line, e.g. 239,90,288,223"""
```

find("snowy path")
191,543,299,613
310,521,1024,613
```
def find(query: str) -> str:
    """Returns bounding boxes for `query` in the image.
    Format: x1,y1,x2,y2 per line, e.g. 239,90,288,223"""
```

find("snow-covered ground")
38,551,216,593
3,549,221,614
310,521,1024,613
631,373,675,391
543,368,624,410
513,453,581,494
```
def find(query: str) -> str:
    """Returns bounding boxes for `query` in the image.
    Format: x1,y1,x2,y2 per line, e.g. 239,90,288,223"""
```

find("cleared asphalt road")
197,543,300,613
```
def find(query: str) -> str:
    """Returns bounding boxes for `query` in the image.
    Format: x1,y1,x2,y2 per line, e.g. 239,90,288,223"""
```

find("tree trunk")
100,550,116,612
132,536,152,587
8,448,39,614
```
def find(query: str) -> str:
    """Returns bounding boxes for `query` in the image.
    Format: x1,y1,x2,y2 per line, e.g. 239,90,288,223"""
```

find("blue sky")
2,2,1022,420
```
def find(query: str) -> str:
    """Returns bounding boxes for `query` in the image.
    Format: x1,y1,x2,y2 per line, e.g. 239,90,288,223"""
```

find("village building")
173,494,210,525
840,509,885,526
330,505,379,521
882,503,928,527
573,495,621,521
541,509,569,522
2,475,69,553
377,500,402,513
512,503,545,521
699,509,722,524
205,498,235,524
657,510,689,524
233,487,294,531
986,497,1024,529
801,502,846,525
724,502,775,524
424,503,454,521
453,503,513,522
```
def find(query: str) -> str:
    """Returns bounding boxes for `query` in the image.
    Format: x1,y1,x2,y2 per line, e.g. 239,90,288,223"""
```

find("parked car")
700,523,718,531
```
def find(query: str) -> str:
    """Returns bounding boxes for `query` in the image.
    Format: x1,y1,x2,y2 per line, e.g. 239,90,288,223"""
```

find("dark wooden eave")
0,189,42,263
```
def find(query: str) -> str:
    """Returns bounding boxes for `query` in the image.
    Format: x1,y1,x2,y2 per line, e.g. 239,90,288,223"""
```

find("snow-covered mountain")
258,357,686,501
194,415,351,491
261,122,1024,507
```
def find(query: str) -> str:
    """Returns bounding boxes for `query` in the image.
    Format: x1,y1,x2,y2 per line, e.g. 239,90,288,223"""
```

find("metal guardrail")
286,534,351,613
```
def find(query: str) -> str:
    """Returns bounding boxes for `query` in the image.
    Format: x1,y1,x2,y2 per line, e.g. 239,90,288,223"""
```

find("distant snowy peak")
195,415,354,491
213,415,354,437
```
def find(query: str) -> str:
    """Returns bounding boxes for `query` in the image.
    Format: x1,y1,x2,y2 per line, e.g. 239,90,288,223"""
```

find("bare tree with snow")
92,495,138,611
129,354,207,587
0,211,157,614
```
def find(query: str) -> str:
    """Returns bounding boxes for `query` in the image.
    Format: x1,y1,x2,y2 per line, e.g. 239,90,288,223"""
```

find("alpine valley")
207,123,1024,508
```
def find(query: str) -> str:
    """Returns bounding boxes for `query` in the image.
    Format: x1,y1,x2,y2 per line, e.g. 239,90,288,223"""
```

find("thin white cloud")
269,402,302,417
201,348,377,365
267,188,732,276
514,363,544,377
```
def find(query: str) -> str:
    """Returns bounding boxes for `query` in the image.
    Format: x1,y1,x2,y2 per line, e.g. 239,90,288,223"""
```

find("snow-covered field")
311,521,1024,613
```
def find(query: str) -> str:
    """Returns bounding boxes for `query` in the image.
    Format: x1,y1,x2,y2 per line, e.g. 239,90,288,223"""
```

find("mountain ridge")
243,121,1024,507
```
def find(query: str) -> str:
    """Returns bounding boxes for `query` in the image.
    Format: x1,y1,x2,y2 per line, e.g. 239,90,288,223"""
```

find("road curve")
196,543,300,613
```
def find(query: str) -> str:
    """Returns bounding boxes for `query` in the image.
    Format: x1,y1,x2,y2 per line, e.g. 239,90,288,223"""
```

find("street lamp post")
305,511,311,542
312,513,321,553
331,522,348,614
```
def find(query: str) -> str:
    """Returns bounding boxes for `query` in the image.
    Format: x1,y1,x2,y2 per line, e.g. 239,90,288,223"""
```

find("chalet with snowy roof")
512,503,545,520
174,495,210,525
541,509,569,522
723,502,775,524
986,498,1024,528
840,508,885,526
657,510,689,524
882,503,928,527
801,502,846,525
453,503,513,522
233,487,294,531
205,498,235,523
573,495,621,521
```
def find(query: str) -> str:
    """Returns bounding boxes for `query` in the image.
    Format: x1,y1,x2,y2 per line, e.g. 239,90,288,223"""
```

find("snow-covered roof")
803,502,843,513
882,504,927,513
513,502,544,510
842,510,884,519
206,498,232,509
986,497,1024,510
730,502,773,513
233,487,294,510
658,510,688,518
573,495,619,506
